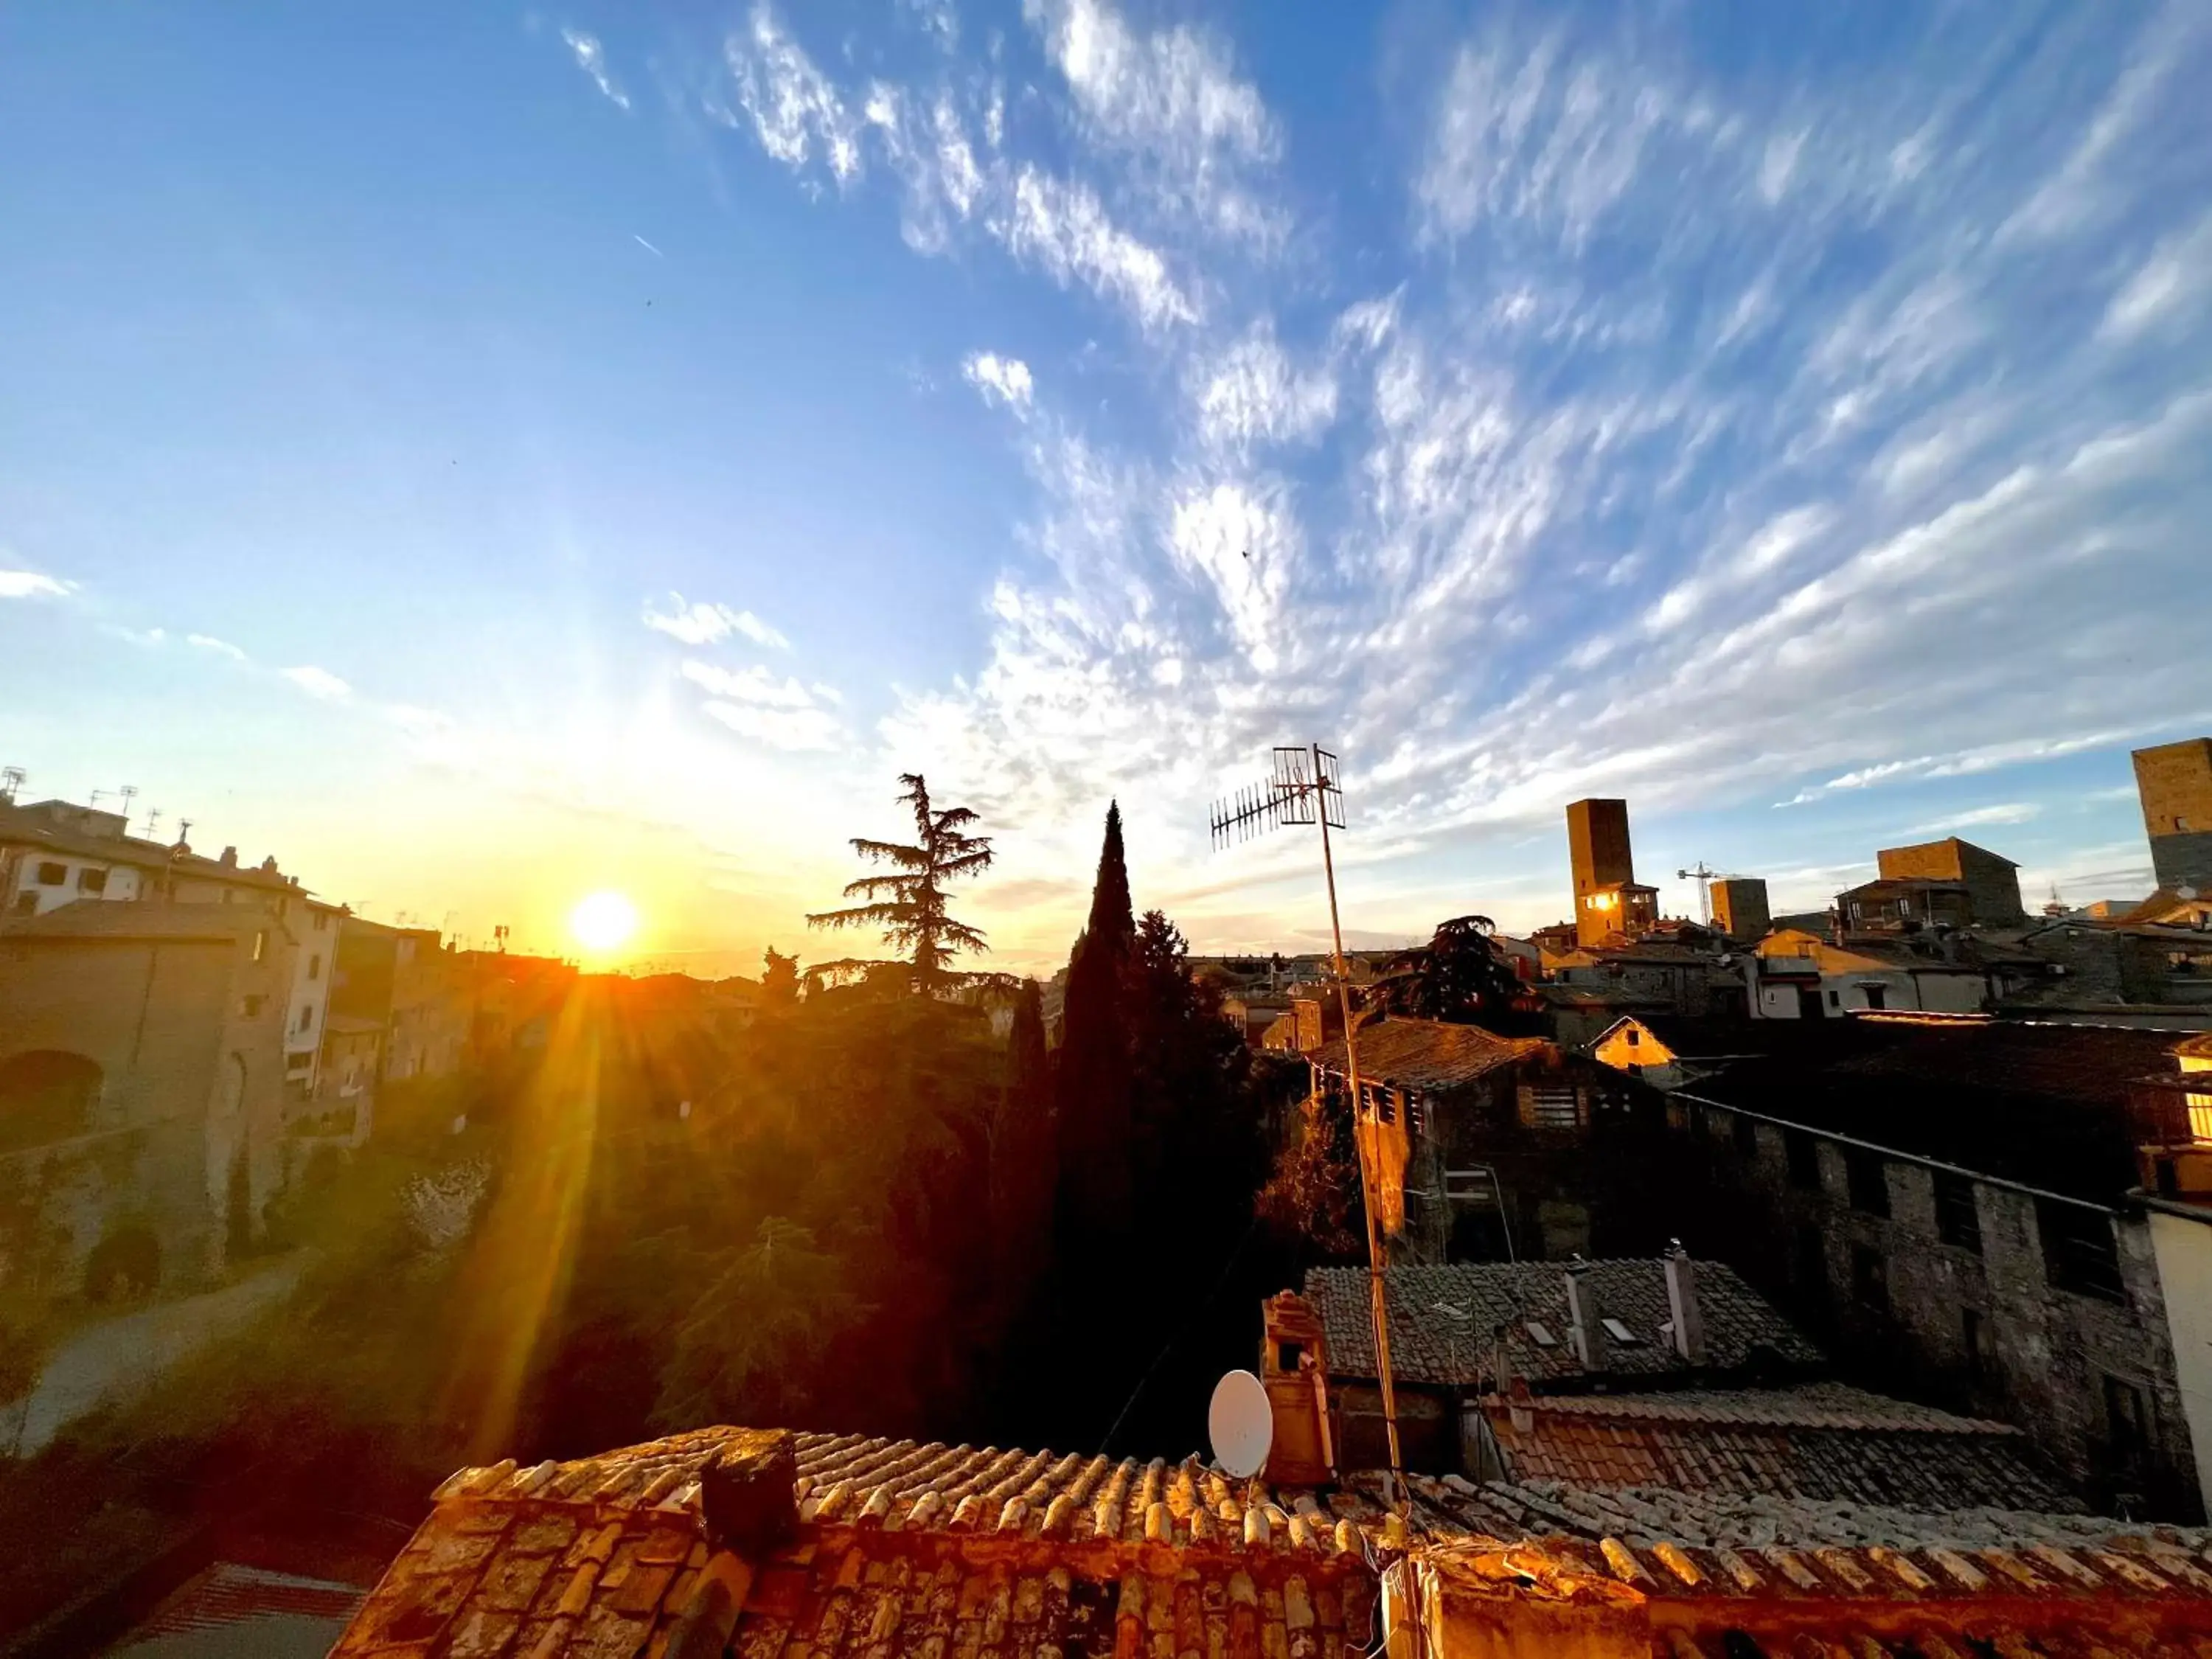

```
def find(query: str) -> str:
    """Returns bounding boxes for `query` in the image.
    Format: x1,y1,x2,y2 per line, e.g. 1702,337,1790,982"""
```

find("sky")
2,1,2209,978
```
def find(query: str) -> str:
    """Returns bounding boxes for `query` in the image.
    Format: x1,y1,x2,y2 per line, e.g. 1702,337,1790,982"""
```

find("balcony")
2126,1075,2212,1149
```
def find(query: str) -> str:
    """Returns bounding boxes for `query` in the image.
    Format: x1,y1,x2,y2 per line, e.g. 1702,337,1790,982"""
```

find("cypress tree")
1055,802,1135,1241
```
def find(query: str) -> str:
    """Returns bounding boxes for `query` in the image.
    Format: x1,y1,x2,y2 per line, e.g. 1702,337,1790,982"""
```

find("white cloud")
961,351,1034,412
2101,213,2212,339
676,659,845,752
1023,0,1283,245
679,660,817,709
282,665,352,700
995,167,1196,331
1190,323,1336,451
0,570,70,599
726,4,863,184
187,633,248,661
561,27,630,112
1912,802,2041,832
644,594,790,650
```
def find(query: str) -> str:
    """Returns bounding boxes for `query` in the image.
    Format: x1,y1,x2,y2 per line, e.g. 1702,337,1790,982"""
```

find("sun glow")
568,890,639,954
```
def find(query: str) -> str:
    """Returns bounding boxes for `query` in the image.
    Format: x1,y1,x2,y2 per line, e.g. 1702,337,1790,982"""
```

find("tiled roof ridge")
1484,1386,2023,1436
1426,1528,2212,1610
426,1430,1388,1565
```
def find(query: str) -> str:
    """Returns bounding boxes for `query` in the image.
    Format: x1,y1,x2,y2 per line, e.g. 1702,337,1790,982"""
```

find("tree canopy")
1370,913,1532,1032
808,773,995,995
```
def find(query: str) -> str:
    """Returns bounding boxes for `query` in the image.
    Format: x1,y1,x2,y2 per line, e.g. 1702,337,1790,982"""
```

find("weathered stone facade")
0,906,299,1297
1665,1096,2203,1519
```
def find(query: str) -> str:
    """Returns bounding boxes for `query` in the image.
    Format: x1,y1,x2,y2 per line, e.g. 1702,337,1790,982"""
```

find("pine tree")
760,947,800,1005
1371,914,1529,1032
1054,802,1135,1239
808,773,995,995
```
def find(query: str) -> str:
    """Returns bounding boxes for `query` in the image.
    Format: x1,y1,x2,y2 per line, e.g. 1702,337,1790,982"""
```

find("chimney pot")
220,846,238,867
1664,1242,1706,1364
1563,1262,1607,1372
698,1429,798,1557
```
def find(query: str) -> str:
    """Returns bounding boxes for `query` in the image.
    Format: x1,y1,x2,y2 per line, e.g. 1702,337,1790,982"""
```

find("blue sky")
2,1,2208,975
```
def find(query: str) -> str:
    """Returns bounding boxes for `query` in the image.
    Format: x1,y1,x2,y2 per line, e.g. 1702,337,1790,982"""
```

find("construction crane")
1677,860,1720,926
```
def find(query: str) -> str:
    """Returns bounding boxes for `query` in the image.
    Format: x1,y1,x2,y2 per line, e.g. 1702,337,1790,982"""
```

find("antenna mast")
1210,744,1405,1509
1677,860,1719,927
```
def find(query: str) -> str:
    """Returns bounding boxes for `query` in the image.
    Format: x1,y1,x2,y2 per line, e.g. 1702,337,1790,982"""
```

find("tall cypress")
1055,803,1135,1242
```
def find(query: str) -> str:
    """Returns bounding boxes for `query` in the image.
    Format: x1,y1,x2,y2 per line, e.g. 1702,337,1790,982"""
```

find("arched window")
0,1050,102,1150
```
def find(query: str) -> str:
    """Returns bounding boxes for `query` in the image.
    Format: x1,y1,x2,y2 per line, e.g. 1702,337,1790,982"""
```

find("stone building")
0,900,304,1296
1566,798,1659,948
1875,836,2028,926
2136,737,2212,895
1656,1018,2212,1518
1708,875,1770,941
1304,1018,1657,1263
1269,1256,2074,1507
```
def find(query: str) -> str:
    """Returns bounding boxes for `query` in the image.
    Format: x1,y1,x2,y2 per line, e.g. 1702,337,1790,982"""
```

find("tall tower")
2133,740,2212,894
1566,799,1655,947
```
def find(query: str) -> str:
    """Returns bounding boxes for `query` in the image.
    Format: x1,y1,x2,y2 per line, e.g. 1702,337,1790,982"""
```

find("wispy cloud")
679,660,844,751
281,665,352,700
187,633,248,662
1910,802,2042,833
0,569,72,599
961,351,1034,413
561,27,630,111
633,233,664,258
643,594,789,650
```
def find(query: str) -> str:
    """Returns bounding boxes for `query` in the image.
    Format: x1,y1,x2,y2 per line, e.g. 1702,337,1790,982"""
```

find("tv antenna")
1210,743,1405,1508
1206,1368,1273,1479
0,767,21,805
119,785,138,827
1677,860,1719,926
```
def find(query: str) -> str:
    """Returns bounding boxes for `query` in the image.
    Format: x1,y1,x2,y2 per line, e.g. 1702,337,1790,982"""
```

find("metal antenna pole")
1208,742,1406,1512
1310,743,1404,1509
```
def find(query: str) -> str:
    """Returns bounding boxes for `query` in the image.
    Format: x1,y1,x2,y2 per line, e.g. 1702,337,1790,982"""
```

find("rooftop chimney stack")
1664,1241,1705,1364
1564,1261,1607,1373
219,846,238,868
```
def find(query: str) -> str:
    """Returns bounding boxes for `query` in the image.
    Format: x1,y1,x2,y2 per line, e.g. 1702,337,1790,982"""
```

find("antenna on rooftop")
0,767,21,805
1206,1369,1273,1480
1209,743,1406,1510
1677,860,1719,926
118,785,138,827
144,808,163,842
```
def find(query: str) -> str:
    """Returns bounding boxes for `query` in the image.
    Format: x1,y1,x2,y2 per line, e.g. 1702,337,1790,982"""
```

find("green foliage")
808,774,996,995
655,1218,869,1430
1054,803,1136,1238
761,947,800,1004
1371,914,1531,1032
1259,1082,1366,1261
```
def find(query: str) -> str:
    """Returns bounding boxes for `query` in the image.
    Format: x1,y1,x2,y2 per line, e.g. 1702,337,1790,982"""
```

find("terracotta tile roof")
330,1428,1380,1659
1479,1387,2077,1513
1307,1019,1549,1091
1415,1528,2212,1659
1303,1259,1823,1386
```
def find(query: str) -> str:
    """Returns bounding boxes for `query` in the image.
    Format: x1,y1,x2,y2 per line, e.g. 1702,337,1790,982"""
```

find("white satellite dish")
1208,1368,1273,1479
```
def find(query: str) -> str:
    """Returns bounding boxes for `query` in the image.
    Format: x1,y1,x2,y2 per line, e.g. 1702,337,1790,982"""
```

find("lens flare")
568,891,639,954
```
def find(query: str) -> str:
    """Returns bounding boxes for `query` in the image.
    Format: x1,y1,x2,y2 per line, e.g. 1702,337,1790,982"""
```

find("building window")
1850,1244,1889,1312
1828,989,1841,1008
307,953,321,981
35,861,66,886
253,931,266,962
295,1004,314,1034
13,892,36,915
239,994,265,1018
1934,1171,1982,1253
1863,984,1886,1011
77,867,108,894
2104,1375,2153,1467
2037,1199,2126,1303
313,910,328,931
1518,1085,1585,1130
1785,1129,1823,1190
1624,1026,1641,1047
1844,1147,1891,1216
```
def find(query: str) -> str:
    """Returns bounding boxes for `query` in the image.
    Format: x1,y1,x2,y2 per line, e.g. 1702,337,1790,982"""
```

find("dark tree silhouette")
1371,914,1531,1032
760,947,800,1005
1055,802,1135,1238
808,774,995,995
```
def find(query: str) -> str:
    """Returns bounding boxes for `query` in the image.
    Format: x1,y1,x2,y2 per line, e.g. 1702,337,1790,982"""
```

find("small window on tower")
35,861,65,886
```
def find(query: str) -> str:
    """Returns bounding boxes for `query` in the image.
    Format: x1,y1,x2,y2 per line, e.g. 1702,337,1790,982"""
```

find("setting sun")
568,890,639,955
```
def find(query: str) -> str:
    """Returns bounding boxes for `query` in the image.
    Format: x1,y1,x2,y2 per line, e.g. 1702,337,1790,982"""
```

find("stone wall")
1670,1098,2202,1519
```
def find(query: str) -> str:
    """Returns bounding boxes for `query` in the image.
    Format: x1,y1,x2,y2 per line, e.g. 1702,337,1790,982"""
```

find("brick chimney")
1259,1291,1335,1484
1564,1262,1607,1372
1663,1242,1705,1364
